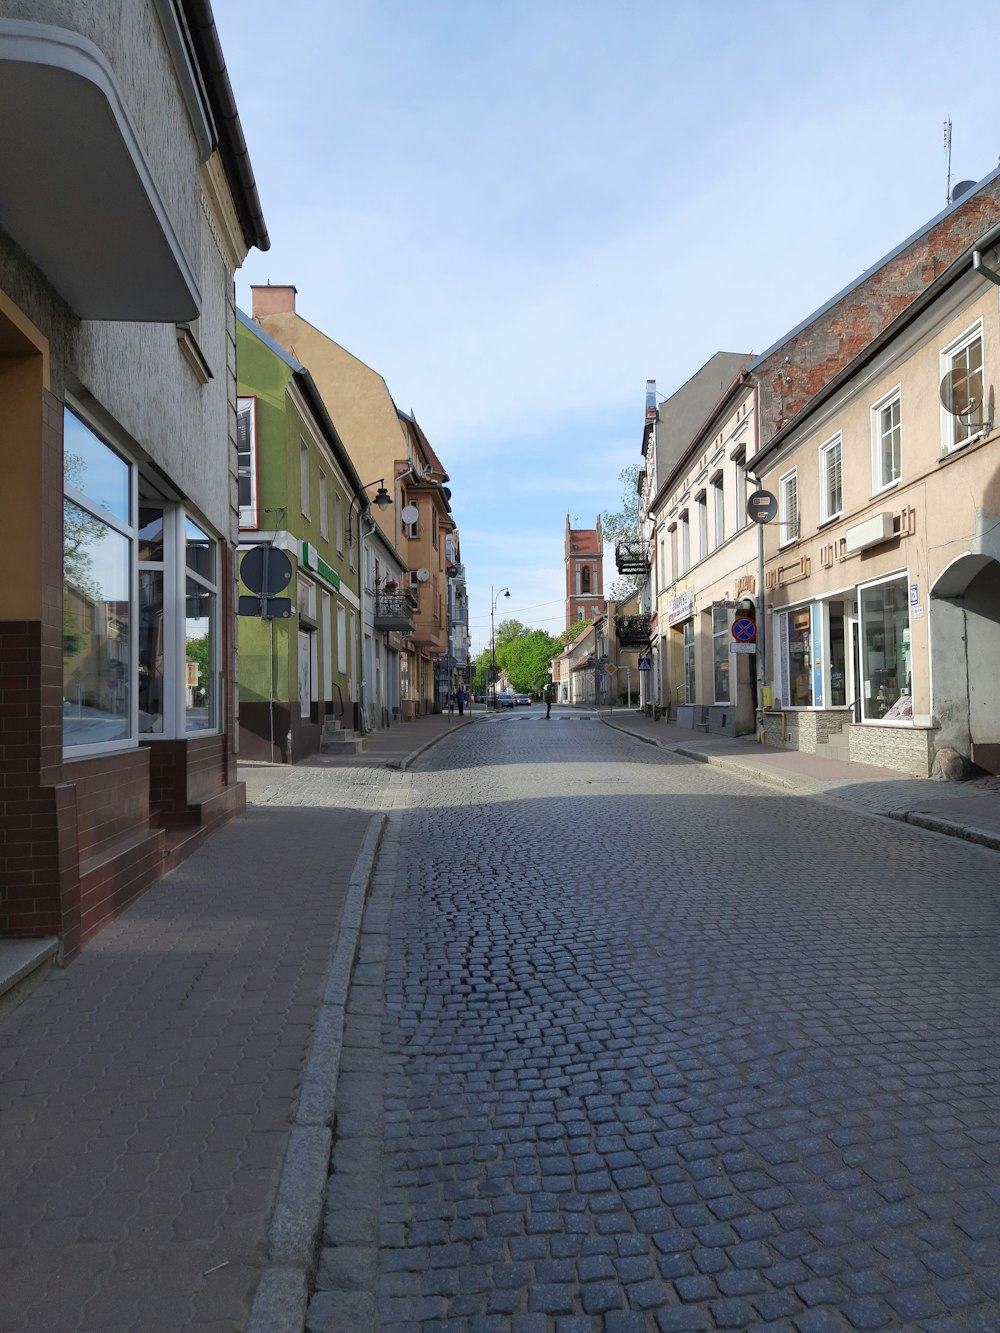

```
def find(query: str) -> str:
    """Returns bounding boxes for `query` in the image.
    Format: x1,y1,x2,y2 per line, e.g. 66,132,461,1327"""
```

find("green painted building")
235,309,365,761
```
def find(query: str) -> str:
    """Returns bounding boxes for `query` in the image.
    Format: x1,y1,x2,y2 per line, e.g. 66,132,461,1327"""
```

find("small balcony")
375,592,415,632
615,613,652,647
615,538,649,575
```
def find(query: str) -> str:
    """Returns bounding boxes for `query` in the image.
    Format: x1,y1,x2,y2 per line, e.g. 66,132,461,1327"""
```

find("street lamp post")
490,585,510,710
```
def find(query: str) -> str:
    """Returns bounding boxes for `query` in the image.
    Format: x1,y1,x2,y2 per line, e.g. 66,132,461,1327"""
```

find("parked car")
495,692,516,708
515,693,531,706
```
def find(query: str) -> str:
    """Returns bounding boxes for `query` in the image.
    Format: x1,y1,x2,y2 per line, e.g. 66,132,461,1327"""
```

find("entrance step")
0,938,59,1021
320,722,368,755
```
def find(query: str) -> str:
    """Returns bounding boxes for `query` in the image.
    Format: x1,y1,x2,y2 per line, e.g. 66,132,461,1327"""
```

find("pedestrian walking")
455,687,465,716
447,691,455,719
543,682,554,718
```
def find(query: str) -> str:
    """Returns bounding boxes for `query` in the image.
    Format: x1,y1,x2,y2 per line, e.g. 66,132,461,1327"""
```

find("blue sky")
216,0,1000,656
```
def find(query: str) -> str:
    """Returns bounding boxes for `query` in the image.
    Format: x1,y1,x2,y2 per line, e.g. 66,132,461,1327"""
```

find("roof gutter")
180,0,270,253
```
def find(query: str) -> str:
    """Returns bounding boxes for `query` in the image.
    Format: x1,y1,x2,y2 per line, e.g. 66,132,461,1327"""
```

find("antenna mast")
944,117,952,203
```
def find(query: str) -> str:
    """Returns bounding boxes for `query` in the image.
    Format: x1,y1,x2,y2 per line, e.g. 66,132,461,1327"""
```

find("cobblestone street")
313,712,1000,1332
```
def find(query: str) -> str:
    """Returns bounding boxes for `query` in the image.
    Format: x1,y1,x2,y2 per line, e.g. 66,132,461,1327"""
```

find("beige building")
753,225,1000,776
647,364,759,734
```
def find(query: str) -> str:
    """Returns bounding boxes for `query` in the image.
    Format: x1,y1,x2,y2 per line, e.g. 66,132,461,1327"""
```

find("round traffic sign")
241,544,293,595
747,489,778,524
731,616,757,643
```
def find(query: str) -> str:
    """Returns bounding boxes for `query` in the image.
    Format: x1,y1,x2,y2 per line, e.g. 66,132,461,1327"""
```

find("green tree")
557,620,590,648
506,629,560,694
602,462,644,601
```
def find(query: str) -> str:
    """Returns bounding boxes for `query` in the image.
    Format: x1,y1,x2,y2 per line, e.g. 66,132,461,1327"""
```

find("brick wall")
755,182,1000,445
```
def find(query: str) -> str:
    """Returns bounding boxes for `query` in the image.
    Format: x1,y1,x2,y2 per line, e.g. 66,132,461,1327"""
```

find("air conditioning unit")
845,512,895,553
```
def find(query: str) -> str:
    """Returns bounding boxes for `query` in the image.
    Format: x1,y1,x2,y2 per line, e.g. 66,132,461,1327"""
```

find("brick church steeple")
564,514,606,629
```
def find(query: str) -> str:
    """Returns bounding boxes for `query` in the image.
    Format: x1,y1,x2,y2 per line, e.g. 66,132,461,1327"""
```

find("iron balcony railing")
615,613,653,646
615,537,649,575
374,592,416,632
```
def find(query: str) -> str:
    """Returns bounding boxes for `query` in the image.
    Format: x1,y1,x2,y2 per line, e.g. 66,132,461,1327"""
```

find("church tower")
564,514,606,629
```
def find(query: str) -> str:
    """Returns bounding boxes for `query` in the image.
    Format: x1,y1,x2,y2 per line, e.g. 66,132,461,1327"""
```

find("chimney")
251,284,297,318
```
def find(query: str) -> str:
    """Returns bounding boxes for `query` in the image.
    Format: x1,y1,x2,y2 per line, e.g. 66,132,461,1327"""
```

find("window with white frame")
668,523,678,583
318,471,329,541
659,534,666,588
184,518,218,732
63,410,134,750
871,389,901,492
940,322,984,452
712,474,724,548
818,434,843,522
236,396,258,528
712,604,730,702
299,439,310,516
734,451,747,530
64,407,221,751
680,511,690,573
405,501,419,539
696,492,708,560
779,468,798,546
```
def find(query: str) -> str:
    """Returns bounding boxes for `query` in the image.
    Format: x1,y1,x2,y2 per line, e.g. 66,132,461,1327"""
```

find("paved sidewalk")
598,707,1000,851
0,712,468,1333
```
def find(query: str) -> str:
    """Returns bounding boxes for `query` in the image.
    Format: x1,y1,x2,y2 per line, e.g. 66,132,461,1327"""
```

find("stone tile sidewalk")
0,710,471,1333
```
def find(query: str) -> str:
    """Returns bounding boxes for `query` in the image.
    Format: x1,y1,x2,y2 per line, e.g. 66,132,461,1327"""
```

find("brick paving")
315,711,1000,1331
0,764,373,1333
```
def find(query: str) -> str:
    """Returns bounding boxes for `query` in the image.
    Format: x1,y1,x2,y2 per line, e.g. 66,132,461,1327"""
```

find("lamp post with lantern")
490,586,510,710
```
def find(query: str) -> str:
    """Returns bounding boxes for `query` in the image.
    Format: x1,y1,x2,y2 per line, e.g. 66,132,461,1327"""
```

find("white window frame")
63,409,138,756
818,433,843,523
236,396,259,529
734,452,747,531
871,387,902,495
668,523,678,583
940,319,985,455
335,491,344,556
680,511,690,573
778,468,798,547
318,470,329,541
712,474,724,549
695,492,708,561
299,438,310,517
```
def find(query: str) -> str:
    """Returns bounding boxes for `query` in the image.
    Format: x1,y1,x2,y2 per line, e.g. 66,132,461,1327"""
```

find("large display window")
860,574,910,720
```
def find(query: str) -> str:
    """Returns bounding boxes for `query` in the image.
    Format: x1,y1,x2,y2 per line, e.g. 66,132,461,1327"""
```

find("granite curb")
888,807,1000,850
245,813,387,1333
600,714,1000,850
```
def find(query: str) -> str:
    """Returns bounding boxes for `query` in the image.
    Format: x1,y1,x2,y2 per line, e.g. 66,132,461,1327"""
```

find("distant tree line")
471,619,590,695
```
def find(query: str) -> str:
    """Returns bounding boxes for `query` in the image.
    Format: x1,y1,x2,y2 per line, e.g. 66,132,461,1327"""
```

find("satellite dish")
401,503,419,524
416,568,430,582
939,368,983,417
951,180,976,203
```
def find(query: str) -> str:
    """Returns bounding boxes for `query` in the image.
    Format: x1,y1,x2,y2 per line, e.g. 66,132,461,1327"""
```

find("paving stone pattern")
0,765,373,1333
315,718,1000,1331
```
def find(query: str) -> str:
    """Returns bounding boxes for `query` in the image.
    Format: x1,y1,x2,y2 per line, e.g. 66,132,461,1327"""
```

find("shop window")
63,411,134,750
778,607,813,707
818,434,843,522
712,605,731,703
871,389,901,493
64,408,220,749
237,396,258,528
859,574,910,720
184,518,217,733
683,619,695,703
940,322,984,453
828,600,848,708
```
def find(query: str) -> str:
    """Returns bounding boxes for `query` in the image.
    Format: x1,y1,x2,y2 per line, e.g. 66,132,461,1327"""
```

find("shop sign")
735,573,757,597
668,588,694,626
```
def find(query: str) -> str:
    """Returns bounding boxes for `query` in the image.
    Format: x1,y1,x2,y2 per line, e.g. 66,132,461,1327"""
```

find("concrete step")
0,938,59,1021
320,733,367,755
